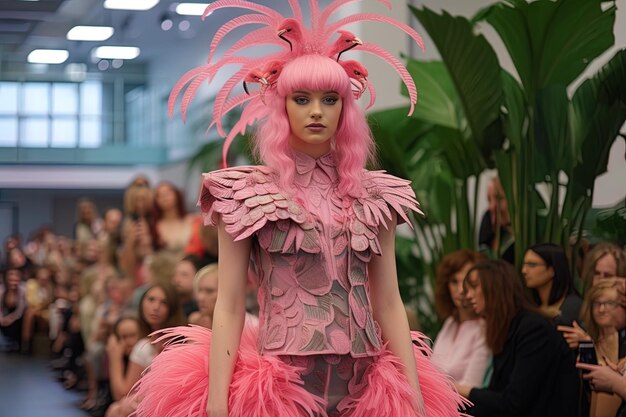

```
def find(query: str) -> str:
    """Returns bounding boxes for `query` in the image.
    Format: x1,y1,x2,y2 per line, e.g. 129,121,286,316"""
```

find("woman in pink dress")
132,1,465,417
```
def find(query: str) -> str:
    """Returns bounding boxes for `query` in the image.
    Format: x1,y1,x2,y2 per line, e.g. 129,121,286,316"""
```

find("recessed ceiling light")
104,0,159,11
93,46,140,60
175,3,211,16
27,49,69,64
67,26,114,41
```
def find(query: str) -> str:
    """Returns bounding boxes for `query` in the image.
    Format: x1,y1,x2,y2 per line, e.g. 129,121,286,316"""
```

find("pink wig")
253,54,376,198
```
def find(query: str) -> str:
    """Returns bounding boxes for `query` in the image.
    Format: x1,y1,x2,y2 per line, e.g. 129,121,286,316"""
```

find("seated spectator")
100,208,123,267
579,281,626,417
582,242,626,292
22,265,54,352
119,183,155,285
153,182,194,256
561,243,626,350
189,264,219,329
0,267,26,352
75,198,104,244
478,177,514,263
130,251,177,310
6,246,35,280
458,260,579,417
172,255,205,318
105,316,143,401
522,243,582,327
105,284,184,417
82,274,134,413
431,249,490,387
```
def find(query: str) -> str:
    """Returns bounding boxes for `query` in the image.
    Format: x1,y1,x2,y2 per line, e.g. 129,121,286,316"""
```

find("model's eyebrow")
291,90,339,95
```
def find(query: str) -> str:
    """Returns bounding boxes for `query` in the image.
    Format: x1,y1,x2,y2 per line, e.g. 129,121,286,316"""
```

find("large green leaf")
534,85,571,177
403,59,460,129
500,70,527,150
409,5,502,149
368,107,431,179
570,49,626,190
478,0,615,93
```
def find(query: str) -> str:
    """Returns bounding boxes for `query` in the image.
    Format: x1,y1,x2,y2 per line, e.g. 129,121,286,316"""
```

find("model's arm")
368,211,424,413
206,220,251,417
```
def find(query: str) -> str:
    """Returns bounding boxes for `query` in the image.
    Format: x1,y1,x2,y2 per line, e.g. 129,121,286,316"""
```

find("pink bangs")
277,55,352,99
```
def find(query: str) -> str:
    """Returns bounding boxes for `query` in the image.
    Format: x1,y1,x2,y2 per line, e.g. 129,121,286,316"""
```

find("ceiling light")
93,46,140,60
104,0,159,11
175,3,211,16
67,26,114,41
27,49,69,64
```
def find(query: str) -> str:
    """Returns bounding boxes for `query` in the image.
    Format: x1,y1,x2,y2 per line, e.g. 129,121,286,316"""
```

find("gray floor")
0,352,90,417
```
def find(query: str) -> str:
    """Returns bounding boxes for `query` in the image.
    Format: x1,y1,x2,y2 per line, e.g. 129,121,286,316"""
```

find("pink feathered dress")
132,152,468,417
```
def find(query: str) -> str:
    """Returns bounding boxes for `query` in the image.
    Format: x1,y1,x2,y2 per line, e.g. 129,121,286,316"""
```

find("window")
0,80,103,148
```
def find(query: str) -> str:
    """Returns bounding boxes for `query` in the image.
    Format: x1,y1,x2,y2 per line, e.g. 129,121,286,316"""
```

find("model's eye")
322,96,339,105
294,96,309,105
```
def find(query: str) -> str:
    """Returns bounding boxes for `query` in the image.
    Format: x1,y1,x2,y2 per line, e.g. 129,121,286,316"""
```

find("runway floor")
0,352,90,417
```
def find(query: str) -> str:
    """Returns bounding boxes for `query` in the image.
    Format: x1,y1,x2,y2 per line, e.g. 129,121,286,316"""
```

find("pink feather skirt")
131,324,468,417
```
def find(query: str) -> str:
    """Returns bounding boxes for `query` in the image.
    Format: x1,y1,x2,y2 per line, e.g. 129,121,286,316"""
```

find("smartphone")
579,342,598,365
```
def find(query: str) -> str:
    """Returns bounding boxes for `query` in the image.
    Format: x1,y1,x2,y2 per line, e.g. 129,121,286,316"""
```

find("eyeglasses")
592,300,619,309
522,261,547,268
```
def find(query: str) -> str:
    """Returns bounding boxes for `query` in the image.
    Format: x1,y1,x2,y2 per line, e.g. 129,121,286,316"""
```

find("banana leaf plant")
368,0,625,336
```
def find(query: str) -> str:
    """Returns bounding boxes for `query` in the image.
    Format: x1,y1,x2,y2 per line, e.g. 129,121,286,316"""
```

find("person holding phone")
578,281,626,417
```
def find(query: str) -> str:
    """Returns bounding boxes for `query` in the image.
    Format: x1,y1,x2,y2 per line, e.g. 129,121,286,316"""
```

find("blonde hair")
580,280,620,341
582,242,626,293
193,263,218,293
123,184,154,215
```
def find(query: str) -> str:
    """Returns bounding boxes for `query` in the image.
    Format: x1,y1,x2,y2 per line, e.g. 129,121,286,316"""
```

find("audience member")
22,265,54,352
6,246,35,280
75,198,104,244
105,316,143,401
582,242,626,292
431,249,490,387
119,183,155,285
458,260,579,417
522,243,582,327
0,267,26,352
153,182,193,255
172,255,204,318
478,177,514,263
579,281,626,417
105,284,184,417
188,263,219,329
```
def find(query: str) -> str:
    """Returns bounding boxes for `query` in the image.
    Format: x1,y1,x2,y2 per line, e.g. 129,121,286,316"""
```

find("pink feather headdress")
169,0,425,166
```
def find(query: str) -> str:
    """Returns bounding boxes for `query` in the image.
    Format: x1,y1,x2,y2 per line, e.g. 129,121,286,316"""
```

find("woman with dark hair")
431,249,490,387
152,182,193,256
0,267,26,352
458,260,579,417
522,243,582,327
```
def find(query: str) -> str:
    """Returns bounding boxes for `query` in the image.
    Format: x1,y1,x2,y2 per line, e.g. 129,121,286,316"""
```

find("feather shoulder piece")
199,166,316,242
356,170,423,230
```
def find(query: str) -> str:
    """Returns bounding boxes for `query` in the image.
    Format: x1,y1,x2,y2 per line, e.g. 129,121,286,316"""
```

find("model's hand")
577,361,623,394
557,321,591,349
